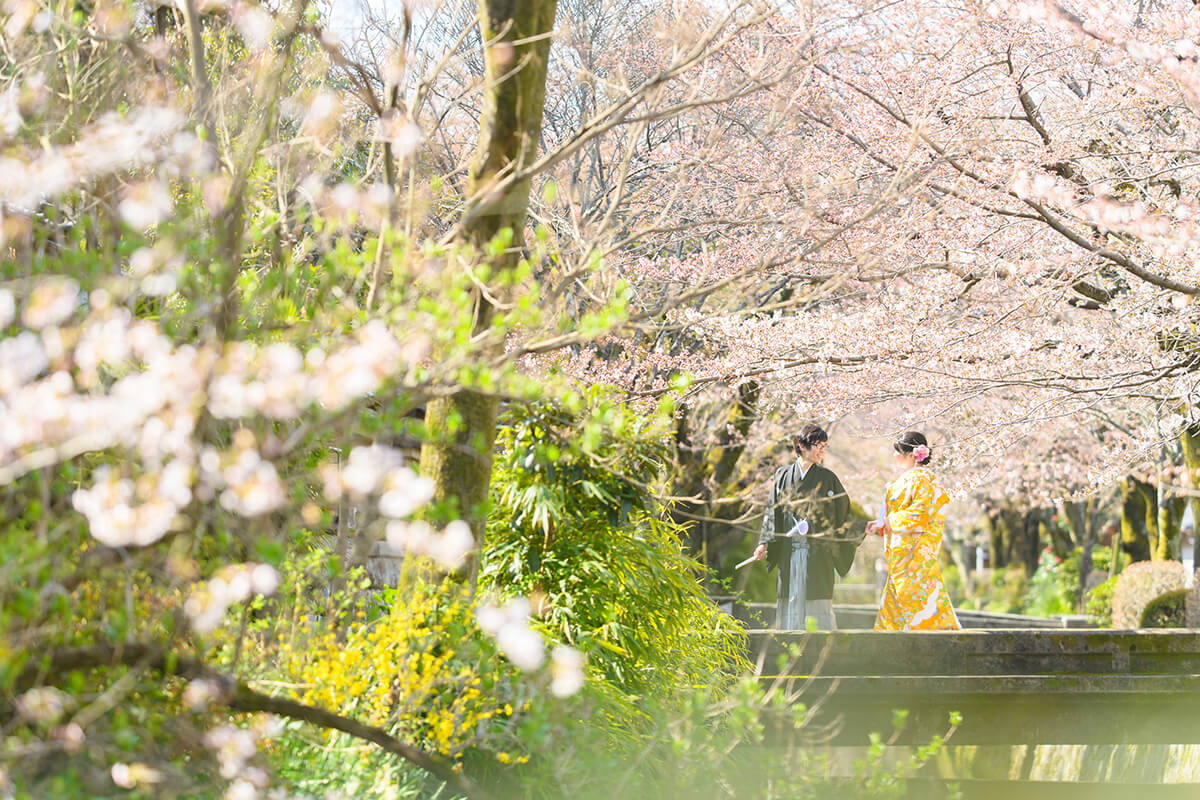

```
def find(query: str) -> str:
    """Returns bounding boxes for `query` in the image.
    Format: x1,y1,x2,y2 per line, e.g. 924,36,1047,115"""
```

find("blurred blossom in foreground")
476,597,545,670
385,519,474,570
0,288,14,328
203,716,280,798
332,443,407,499
184,563,280,634
378,466,435,518
72,462,192,547
22,276,78,330
550,645,586,698
118,181,173,229
183,678,224,711
110,762,163,790
321,444,436,519
0,107,182,210
15,686,69,724
53,722,85,753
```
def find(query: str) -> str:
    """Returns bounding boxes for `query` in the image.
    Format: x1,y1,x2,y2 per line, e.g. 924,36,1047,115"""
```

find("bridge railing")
749,629,1200,746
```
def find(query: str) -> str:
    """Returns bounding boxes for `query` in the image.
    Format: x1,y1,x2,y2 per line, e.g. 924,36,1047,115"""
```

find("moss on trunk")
1120,476,1154,563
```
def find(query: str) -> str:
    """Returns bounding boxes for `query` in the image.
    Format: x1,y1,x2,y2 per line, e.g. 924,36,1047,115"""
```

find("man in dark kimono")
750,424,860,629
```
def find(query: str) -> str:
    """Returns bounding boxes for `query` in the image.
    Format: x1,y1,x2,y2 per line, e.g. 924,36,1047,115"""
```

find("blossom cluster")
203,716,284,800
475,597,586,696
0,277,432,551
184,562,281,634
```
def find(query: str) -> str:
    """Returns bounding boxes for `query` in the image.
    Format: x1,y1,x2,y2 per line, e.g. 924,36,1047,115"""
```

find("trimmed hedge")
1111,560,1188,628
1140,588,1188,628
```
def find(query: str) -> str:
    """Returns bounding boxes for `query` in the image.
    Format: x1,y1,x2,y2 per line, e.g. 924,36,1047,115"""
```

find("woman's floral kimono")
874,466,960,631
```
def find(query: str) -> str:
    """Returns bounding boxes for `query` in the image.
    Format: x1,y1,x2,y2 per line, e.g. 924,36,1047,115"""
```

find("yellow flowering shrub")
279,580,531,760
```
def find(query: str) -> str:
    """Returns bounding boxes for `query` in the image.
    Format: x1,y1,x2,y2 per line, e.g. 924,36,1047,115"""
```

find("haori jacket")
758,461,860,601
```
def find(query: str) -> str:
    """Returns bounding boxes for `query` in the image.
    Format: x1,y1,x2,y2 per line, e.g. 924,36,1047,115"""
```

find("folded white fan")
735,519,809,569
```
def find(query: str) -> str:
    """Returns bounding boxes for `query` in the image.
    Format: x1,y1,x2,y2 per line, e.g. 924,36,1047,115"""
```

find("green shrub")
1086,574,1118,627
1088,545,1114,574
981,565,1029,614
1025,546,1078,616
482,397,747,706
1140,588,1188,628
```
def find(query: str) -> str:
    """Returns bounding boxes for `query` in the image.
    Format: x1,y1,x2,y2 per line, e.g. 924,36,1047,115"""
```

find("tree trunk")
1022,509,1046,574
1154,495,1187,561
1062,498,1093,605
1182,420,1200,550
1120,476,1154,563
983,504,1029,570
419,0,558,586
672,381,760,563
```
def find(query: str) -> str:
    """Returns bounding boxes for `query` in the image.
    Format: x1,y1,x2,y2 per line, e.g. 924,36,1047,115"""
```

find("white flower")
385,520,473,571
23,277,78,329
378,466,435,518
225,779,259,800
184,587,226,634
185,563,279,634
0,331,48,393
183,678,222,711
110,762,161,789
385,519,434,553
0,87,20,138
496,623,545,671
377,112,423,157
250,563,279,595
118,181,173,229
15,687,68,724
74,310,133,385
301,91,343,140
0,288,13,328
53,722,85,753
72,463,191,547
428,520,474,570
219,460,286,517
111,763,135,789
339,445,406,498
549,645,586,697
232,1,274,53
477,597,544,670
204,723,259,780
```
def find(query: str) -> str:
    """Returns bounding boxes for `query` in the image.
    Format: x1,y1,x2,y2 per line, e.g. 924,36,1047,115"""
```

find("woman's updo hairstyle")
894,431,932,465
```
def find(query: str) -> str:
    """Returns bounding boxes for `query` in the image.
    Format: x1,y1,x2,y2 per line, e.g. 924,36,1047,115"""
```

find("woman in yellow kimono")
869,432,960,631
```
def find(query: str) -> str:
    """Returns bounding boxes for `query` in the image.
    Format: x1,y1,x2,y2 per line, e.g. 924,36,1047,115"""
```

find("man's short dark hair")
792,424,828,454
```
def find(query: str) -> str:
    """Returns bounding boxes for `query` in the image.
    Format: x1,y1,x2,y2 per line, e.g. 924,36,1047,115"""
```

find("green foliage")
471,676,962,800
980,565,1030,614
1025,546,1080,616
482,395,746,705
1140,588,1189,628
1087,575,1118,627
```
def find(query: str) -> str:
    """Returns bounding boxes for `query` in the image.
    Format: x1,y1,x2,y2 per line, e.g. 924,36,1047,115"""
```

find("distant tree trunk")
419,0,558,586
1045,507,1073,558
1120,476,1154,563
1063,497,1095,606
672,382,760,559
983,504,1038,572
1022,509,1048,574
1181,420,1200,549
1154,493,1187,561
